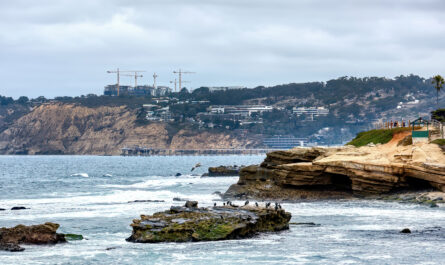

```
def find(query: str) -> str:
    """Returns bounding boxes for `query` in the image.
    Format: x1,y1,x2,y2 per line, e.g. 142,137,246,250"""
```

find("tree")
432,75,444,107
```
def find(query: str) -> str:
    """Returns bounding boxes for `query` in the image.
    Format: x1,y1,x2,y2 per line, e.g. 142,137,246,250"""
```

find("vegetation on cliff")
346,128,411,147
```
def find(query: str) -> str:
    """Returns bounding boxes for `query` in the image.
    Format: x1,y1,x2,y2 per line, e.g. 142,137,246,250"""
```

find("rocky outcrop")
202,165,243,177
225,141,445,200
127,201,291,243
0,222,66,252
0,103,260,155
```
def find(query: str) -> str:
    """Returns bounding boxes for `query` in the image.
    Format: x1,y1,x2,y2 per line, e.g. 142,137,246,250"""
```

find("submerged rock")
64,234,84,241
400,228,411,234
11,206,27,210
126,202,291,243
128,200,165,203
0,242,24,252
0,222,66,251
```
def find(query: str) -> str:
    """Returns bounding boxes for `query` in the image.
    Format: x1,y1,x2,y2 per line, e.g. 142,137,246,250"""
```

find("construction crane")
170,79,191,92
121,73,143,87
173,69,195,92
106,68,146,96
153,73,158,89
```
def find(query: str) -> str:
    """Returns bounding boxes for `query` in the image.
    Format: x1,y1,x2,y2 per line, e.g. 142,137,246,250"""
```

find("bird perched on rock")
266,202,271,208
255,202,259,207
223,202,226,206
244,200,249,206
214,203,217,207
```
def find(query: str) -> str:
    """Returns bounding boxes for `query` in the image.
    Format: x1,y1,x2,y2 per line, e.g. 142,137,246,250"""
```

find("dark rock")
202,166,242,177
289,222,319,226
0,208,5,211
400,228,411,233
11,207,27,210
175,173,182,177
126,203,292,243
0,242,25,252
0,222,66,251
128,200,165,203
184,201,198,208
106,246,122,251
173,197,189,202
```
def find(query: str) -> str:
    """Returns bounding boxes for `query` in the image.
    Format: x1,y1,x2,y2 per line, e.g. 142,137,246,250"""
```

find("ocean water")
1,155,445,265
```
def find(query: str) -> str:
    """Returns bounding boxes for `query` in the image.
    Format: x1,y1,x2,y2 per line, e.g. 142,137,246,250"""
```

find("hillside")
0,103,259,155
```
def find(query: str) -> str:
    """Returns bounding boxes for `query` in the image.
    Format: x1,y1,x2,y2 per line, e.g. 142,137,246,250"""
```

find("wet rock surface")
127,201,291,243
0,222,66,252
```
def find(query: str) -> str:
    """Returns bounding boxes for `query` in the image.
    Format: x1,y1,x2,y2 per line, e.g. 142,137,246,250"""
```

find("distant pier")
121,146,284,156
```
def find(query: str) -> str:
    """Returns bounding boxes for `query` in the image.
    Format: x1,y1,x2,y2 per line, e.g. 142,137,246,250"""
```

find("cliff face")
0,103,257,155
224,140,445,200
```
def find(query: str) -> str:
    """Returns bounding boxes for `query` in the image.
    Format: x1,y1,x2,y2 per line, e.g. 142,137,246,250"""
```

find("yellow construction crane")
121,73,143,87
173,69,195,92
170,79,191,92
107,68,146,96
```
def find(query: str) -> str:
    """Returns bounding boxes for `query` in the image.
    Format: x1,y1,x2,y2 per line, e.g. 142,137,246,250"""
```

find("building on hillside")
208,105,273,117
263,136,310,149
103,84,171,97
293,107,329,117
208,86,246,92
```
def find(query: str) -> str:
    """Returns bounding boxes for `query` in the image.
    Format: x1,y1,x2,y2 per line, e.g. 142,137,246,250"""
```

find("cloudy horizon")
1,0,444,98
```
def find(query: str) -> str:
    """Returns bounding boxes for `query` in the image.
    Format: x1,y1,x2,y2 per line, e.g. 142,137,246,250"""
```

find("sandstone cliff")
225,138,445,200
0,103,259,155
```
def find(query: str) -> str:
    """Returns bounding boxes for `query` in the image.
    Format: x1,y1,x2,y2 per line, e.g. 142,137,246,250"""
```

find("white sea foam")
70,173,89,178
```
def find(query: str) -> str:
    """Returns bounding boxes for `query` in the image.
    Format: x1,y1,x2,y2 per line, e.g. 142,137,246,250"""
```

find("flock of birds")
213,201,282,210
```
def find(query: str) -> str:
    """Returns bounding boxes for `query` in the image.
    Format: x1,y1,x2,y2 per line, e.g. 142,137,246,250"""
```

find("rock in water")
0,222,66,251
400,228,411,233
126,204,291,243
184,201,198,208
11,206,27,210
0,242,24,252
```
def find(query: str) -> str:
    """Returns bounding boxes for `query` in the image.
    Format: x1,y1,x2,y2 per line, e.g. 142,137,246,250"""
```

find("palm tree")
432,75,445,107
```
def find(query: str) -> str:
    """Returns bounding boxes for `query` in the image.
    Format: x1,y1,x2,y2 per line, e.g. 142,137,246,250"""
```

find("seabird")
244,200,249,206
275,205,278,210
255,202,259,207
266,202,271,208
223,202,226,206
214,203,217,207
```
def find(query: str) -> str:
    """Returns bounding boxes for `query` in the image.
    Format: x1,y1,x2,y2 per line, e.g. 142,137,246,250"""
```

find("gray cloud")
0,0,444,98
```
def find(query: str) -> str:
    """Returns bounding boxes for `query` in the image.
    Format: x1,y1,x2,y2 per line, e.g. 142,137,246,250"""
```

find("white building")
293,107,329,116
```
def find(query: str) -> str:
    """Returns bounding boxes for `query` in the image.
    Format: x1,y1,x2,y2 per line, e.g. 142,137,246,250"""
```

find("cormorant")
223,202,226,206
214,203,217,207
244,200,249,206
255,202,259,207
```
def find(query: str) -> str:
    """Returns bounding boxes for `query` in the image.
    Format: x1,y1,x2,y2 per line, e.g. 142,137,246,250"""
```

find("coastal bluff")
224,140,445,200
0,103,259,155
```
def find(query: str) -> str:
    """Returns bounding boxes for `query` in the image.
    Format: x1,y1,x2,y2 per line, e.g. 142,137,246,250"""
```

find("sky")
0,0,444,98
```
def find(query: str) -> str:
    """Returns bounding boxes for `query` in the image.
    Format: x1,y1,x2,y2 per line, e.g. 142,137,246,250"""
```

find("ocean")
1,155,445,264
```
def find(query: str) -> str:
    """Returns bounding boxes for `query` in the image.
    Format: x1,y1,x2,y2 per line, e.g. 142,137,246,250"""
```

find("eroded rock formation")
0,222,66,252
225,141,445,200
127,201,291,243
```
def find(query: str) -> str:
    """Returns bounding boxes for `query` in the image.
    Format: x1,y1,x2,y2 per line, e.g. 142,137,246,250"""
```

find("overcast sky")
0,0,444,98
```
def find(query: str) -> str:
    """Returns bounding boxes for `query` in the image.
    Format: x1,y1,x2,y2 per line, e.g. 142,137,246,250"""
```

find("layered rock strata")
225,142,445,200
127,202,291,243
